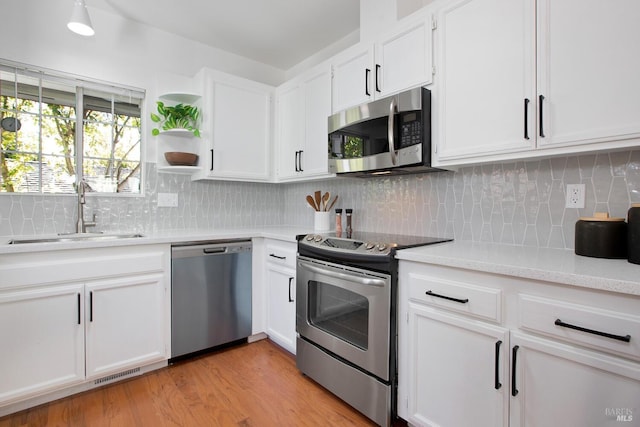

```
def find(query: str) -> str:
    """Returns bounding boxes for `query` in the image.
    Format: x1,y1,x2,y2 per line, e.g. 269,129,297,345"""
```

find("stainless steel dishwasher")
171,240,252,360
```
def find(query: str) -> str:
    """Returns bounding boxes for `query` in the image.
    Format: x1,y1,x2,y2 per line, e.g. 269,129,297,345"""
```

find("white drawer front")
407,272,502,322
519,294,640,361
265,242,297,270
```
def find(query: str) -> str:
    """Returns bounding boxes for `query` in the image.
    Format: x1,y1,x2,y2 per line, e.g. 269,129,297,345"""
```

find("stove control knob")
377,243,388,252
305,235,314,241
365,242,375,250
314,235,323,242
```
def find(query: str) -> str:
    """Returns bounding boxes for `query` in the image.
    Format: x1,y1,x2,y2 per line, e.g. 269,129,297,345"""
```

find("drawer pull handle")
269,253,286,260
554,319,631,343
425,290,469,304
511,345,519,397
494,340,502,390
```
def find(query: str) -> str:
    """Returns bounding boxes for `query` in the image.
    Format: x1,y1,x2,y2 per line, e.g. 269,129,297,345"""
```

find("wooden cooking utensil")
314,191,321,212
306,195,318,211
322,192,330,211
327,195,338,211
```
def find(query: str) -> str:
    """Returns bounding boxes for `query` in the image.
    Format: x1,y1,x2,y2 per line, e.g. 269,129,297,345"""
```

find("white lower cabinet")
398,260,640,427
0,245,170,412
0,284,85,404
406,302,509,427
264,240,297,354
509,332,640,427
85,274,166,379
266,264,296,354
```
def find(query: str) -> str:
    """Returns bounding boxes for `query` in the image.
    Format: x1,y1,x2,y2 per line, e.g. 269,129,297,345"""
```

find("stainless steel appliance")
296,232,452,426
171,240,252,360
328,87,441,176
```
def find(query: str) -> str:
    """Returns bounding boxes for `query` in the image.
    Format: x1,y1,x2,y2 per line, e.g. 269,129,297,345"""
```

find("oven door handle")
298,261,386,287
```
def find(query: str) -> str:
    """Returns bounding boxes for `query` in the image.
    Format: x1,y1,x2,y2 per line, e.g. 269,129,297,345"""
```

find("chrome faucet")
76,179,97,234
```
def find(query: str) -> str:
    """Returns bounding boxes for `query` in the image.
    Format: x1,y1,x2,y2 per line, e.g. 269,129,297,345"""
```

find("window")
0,61,144,194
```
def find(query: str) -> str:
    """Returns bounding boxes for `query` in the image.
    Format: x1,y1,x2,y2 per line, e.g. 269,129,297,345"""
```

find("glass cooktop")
299,231,453,258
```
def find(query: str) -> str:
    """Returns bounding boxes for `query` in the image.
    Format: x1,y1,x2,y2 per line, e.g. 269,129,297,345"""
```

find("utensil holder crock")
314,211,331,231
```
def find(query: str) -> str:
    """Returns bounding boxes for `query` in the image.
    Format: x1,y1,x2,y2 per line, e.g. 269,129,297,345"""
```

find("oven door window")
308,280,369,350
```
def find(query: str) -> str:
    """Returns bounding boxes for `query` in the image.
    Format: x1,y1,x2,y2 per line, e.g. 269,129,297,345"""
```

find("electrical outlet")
157,192,178,207
565,184,585,209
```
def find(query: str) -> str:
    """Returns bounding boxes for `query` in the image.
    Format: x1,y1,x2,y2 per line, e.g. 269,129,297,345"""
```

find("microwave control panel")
399,111,422,148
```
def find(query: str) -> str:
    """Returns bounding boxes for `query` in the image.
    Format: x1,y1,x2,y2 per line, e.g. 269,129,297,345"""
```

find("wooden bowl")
164,152,198,166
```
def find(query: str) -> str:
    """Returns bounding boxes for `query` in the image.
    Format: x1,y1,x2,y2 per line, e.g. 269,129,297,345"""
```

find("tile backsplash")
2,150,640,250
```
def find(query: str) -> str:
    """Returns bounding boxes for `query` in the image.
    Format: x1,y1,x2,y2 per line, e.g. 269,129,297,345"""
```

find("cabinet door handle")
269,253,286,260
89,291,94,322
511,345,519,397
77,293,81,325
554,319,631,343
539,94,545,137
288,277,294,303
365,68,371,96
524,98,530,140
210,149,214,171
298,150,304,172
375,64,381,93
425,290,469,304
494,340,502,390
294,151,299,172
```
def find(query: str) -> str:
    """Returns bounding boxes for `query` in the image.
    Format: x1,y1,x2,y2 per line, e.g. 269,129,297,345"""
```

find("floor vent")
94,367,141,385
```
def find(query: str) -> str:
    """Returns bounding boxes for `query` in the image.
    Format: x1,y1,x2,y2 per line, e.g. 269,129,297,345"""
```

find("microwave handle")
388,97,398,165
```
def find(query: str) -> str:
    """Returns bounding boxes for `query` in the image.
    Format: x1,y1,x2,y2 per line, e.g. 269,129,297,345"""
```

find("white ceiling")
90,0,361,71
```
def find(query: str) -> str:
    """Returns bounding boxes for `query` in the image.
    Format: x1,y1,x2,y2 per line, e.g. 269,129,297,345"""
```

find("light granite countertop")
4,230,640,297
396,241,640,296
0,226,313,255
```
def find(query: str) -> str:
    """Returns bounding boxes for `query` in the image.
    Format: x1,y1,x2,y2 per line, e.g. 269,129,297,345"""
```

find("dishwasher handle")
172,240,252,259
203,247,226,254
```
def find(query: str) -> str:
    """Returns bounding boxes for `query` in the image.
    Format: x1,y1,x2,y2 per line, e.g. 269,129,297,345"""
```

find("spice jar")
345,209,353,237
335,209,343,236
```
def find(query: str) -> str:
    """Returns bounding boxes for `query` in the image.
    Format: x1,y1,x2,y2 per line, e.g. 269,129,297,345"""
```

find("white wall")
0,0,284,89
360,0,397,43
0,0,289,165
0,0,284,90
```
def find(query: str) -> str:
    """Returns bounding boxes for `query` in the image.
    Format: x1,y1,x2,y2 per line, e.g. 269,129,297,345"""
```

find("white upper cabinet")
275,63,334,181
436,0,536,161
375,12,434,98
536,0,640,150
331,10,434,113
194,69,274,182
435,0,640,165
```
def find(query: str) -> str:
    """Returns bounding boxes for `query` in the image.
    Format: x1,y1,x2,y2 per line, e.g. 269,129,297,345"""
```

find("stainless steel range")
296,231,452,426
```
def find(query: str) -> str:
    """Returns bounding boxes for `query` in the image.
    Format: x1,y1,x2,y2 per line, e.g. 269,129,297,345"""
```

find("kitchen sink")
7,233,145,244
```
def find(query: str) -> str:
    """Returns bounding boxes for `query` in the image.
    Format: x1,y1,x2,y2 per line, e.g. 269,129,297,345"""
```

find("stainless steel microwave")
328,87,442,176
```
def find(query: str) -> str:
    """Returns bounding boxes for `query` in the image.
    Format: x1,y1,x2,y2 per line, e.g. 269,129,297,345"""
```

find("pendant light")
67,0,95,37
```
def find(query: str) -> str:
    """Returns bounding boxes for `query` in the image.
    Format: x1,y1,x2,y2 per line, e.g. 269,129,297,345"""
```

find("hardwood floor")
0,339,405,426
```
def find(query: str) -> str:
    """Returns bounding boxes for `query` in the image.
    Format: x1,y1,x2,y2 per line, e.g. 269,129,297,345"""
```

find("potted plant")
151,101,201,166
150,101,201,136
